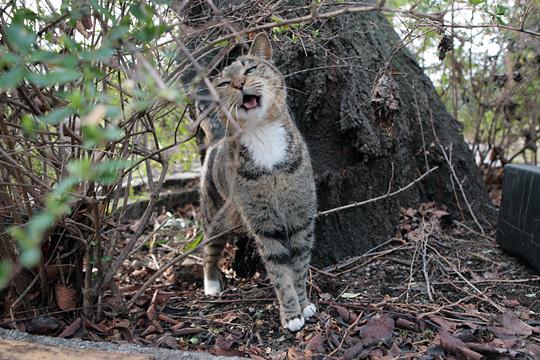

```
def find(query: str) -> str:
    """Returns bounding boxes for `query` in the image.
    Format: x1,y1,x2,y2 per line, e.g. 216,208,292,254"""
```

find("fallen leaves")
437,330,483,360
488,311,533,340
358,313,395,347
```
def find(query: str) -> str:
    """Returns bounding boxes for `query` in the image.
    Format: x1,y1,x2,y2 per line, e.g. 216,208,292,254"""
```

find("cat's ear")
248,33,272,61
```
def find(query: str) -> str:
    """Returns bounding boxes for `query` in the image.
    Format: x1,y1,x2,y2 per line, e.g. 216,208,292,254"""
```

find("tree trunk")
270,9,495,266
196,1,495,267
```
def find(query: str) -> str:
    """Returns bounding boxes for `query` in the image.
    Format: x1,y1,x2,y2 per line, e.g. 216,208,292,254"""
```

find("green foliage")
0,0,195,289
182,231,204,252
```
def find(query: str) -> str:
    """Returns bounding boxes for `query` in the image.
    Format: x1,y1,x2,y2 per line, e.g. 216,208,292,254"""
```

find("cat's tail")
198,110,225,147
194,87,225,147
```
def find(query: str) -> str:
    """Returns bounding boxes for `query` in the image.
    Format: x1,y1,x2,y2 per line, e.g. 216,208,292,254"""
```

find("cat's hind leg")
203,234,228,296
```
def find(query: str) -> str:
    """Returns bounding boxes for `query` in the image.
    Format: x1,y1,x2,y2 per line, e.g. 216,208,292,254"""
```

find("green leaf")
13,8,40,22
27,68,81,87
79,47,115,62
496,16,506,25
20,247,41,267
341,292,362,299
82,124,105,147
182,232,204,252
495,4,508,15
53,176,80,195
88,0,115,22
0,261,12,290
38,107,75,125
104,126,122,141
5,22,37,54
0,46,19,67
129,3,155,22
468,0,485,5
94,159,132,185
213,39,229,48
21,114,37,138
0,66,25,91
27,213,55,243
68,159,92,179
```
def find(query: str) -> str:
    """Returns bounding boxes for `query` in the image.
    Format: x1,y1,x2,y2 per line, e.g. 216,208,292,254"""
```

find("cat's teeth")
303,303,317,319
285,317,305,332
204,278,222,296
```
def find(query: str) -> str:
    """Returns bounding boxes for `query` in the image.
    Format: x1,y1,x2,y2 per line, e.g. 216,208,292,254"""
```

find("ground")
3,200,538,359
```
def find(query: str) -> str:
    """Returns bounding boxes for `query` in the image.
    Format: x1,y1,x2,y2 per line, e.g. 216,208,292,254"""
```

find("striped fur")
200,34,317,332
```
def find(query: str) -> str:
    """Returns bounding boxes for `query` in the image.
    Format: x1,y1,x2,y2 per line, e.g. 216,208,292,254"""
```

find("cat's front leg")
290,227,317,320
255,235,305,332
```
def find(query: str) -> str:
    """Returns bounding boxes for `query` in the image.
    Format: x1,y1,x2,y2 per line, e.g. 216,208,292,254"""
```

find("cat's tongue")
243,96,258,110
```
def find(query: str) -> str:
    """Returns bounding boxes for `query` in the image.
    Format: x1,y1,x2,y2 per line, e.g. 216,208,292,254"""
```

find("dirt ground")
2,201,540,359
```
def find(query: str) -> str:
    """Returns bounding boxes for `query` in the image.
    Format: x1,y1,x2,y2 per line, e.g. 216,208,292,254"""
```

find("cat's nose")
232,76,246,90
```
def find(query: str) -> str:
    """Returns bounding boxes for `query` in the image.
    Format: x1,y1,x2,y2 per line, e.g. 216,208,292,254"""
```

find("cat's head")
213,33,285,129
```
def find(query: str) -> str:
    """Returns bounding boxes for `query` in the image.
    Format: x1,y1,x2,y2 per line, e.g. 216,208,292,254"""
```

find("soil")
3,201,537,359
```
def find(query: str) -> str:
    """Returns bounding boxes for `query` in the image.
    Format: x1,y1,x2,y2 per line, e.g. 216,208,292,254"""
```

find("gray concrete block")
496,164,540,272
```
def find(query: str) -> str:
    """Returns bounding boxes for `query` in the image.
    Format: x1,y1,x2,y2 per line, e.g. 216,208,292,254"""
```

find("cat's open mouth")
241,94,261,111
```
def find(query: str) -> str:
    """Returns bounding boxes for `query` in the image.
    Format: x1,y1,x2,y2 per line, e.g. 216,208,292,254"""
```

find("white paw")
204,277,222,296
303,303,317,319
285,316,305,332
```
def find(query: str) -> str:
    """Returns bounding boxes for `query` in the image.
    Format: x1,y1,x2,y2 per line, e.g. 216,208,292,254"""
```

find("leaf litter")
2,202,540,359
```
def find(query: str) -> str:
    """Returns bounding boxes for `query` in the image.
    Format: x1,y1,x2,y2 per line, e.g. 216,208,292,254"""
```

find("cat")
199,33,317,332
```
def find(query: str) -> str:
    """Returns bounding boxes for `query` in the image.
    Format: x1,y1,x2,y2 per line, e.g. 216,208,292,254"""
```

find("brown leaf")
368,348,384,358
358,314,394,347
502,299,520,308
432,210,450,218
395,318,419,332
215,334,238,351
287,347,305,360
84,320,109,334
388,342,400,357
156,333,178,349
370,70,400,130
306,333,325,352
26,315,60,335
170,322,186,332
172,327,205,336
343,341,363,360
210,348,247,357
81,14,93,30
438,330,483,360
489,311,533,340
112,319,134,342
55,283,79,311
428,314,458,332
333,304,350,322
158,314,180,325
58,317,82,338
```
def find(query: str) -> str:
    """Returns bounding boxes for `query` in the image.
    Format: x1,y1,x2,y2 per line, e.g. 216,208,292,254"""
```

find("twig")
429,108,485,236
318,166,439,216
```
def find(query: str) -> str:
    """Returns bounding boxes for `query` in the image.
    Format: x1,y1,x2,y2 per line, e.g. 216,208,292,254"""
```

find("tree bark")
269,8,495,266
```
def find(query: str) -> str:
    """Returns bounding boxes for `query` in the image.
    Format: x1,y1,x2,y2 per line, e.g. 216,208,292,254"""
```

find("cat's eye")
245,66,257,75
217,80,230,87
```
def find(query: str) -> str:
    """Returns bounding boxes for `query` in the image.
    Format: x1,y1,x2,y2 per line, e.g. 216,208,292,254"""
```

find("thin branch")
318,166,439,217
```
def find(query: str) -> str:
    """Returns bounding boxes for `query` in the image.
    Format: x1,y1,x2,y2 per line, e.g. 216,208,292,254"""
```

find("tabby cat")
200,33,317,332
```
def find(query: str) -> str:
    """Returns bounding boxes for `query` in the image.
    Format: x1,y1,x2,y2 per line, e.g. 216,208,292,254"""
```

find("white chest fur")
241,122,288,170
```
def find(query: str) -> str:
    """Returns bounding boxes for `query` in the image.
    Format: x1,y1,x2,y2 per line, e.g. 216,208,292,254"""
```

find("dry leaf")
306,332,325,352
358,314,394,347
58,317,82,338
489,311,533,339
343,341,363,360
